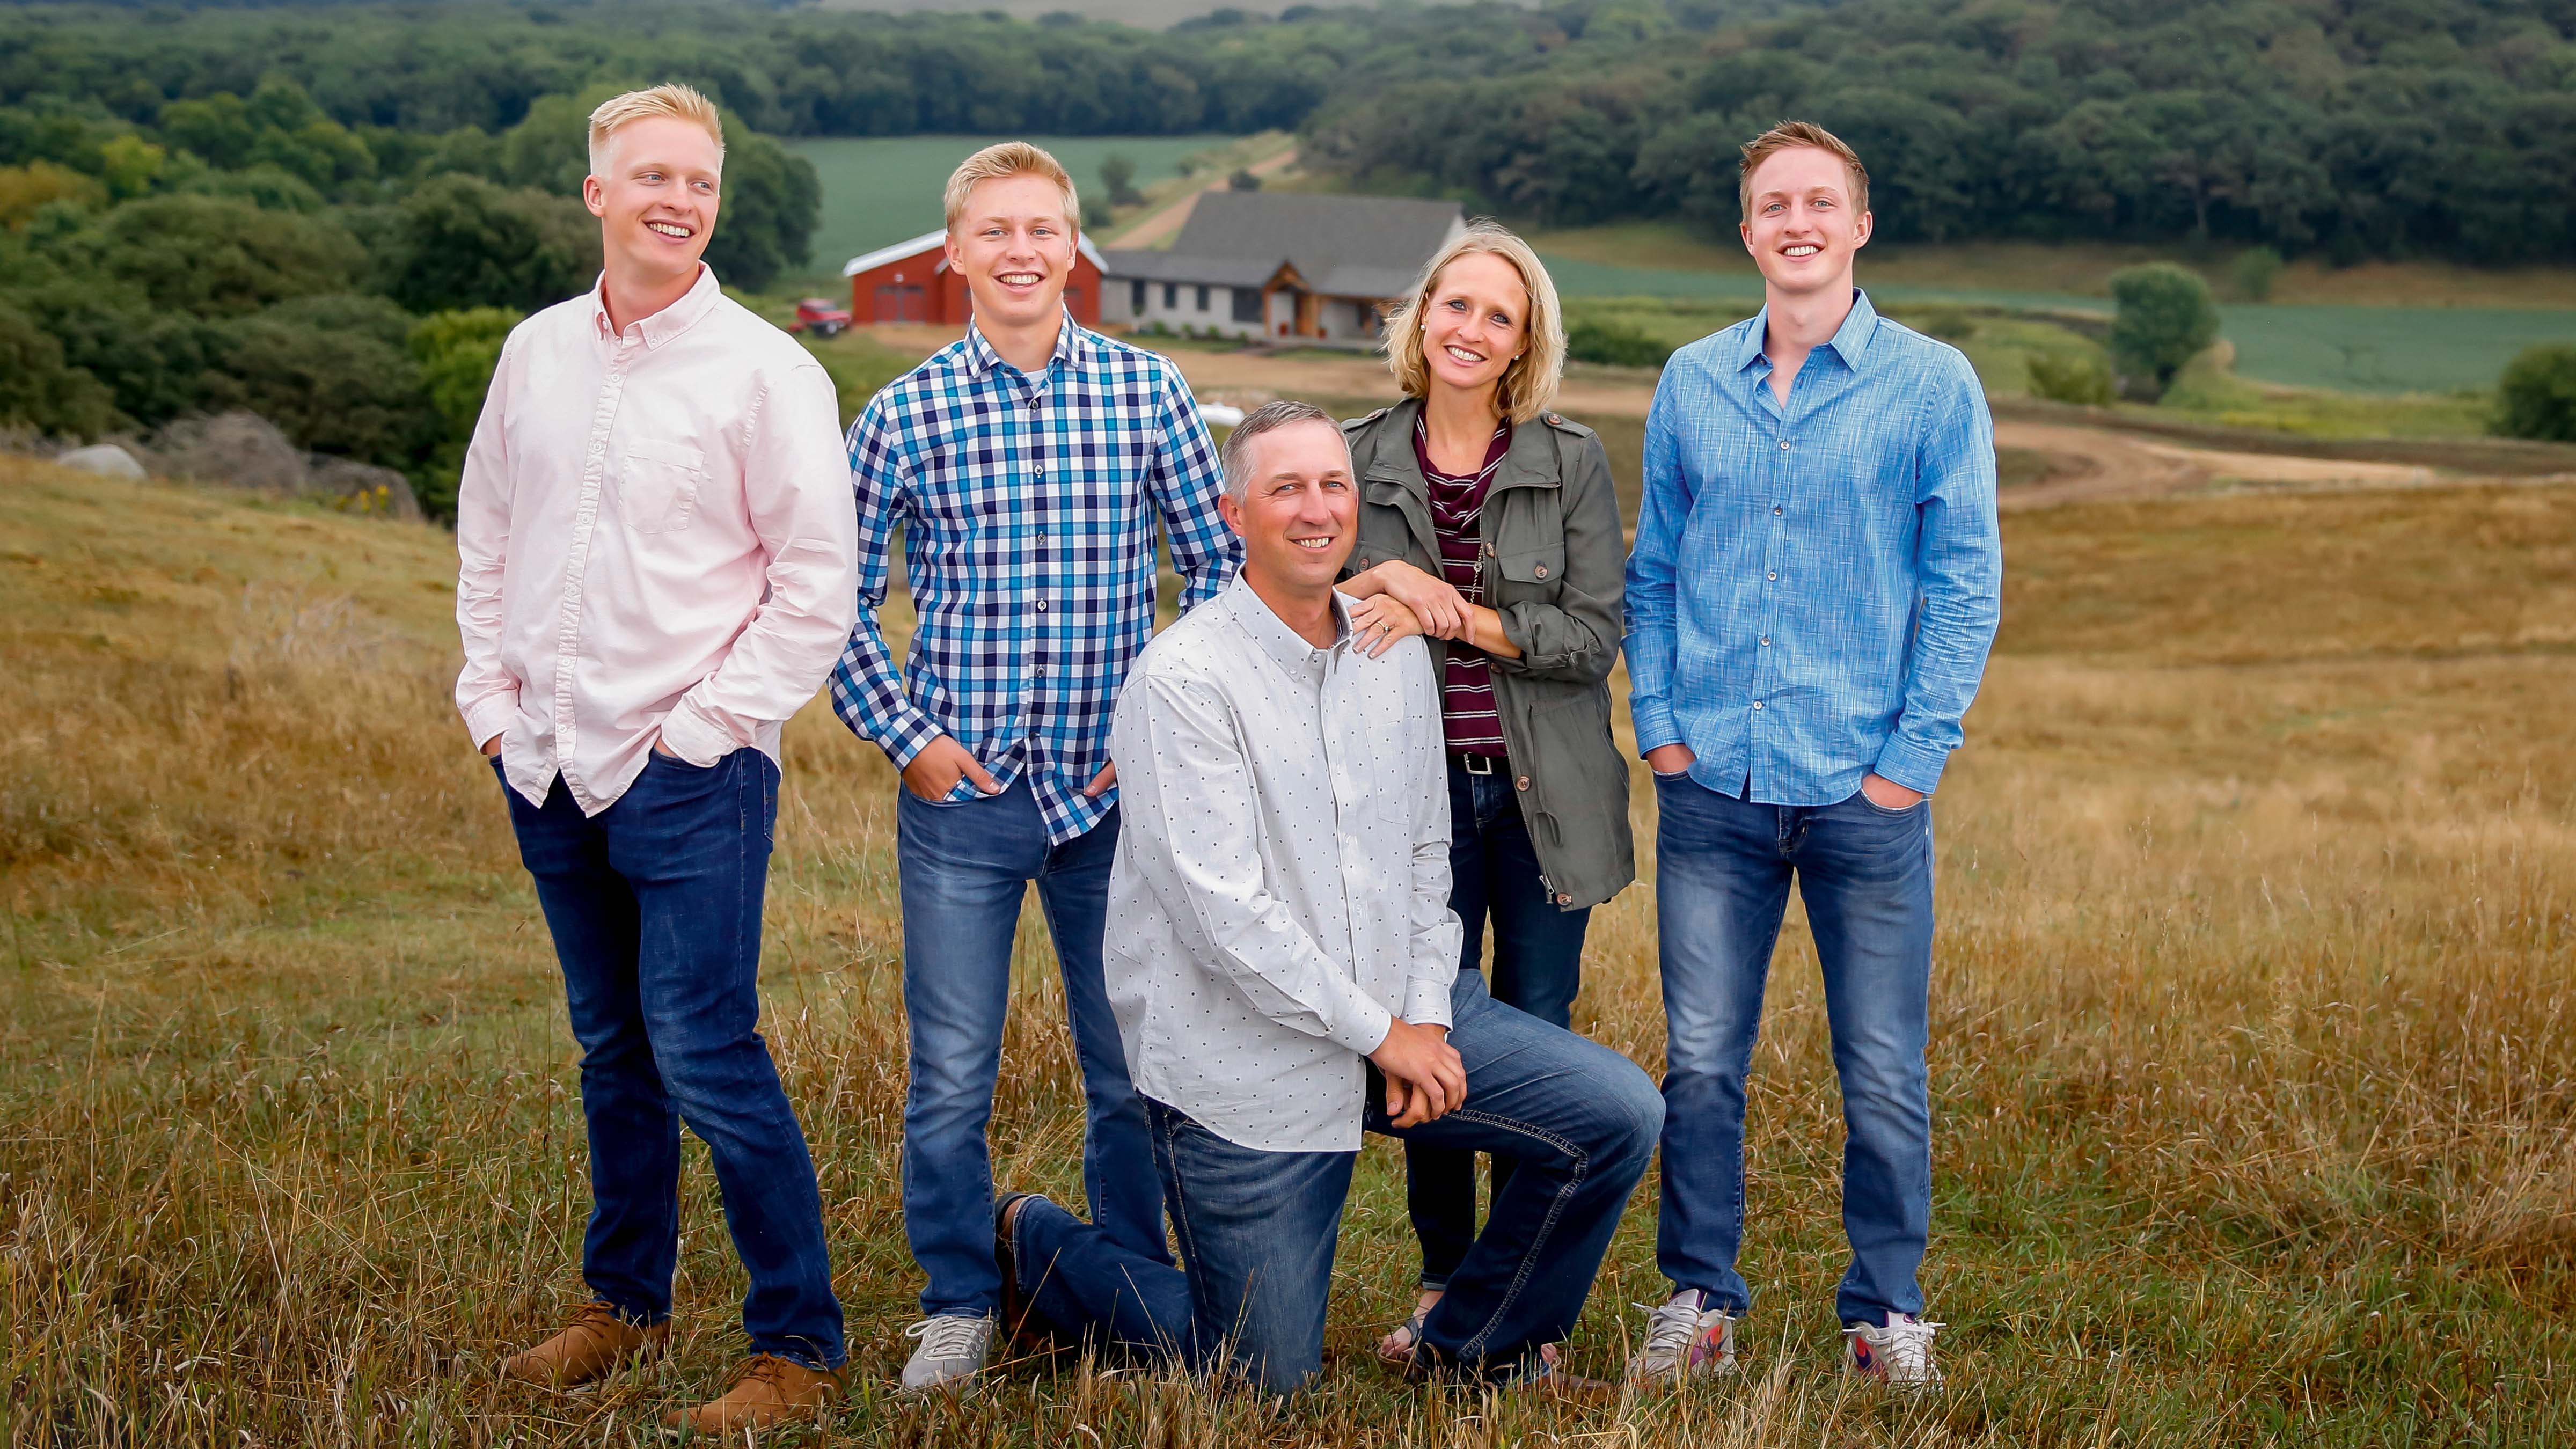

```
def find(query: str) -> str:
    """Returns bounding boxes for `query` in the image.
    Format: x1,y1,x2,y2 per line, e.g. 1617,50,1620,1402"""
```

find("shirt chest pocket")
615,438,707,535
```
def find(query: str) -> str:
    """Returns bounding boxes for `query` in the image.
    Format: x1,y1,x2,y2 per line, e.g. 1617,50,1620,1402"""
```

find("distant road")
1104,147,1300,250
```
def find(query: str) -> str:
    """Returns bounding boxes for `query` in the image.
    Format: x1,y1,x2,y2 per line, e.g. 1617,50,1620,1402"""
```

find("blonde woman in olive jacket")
1337,221,1636,1365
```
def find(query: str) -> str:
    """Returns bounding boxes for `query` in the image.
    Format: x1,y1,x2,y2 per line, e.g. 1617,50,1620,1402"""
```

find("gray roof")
1099,192,1465,300
1095,250,1279,288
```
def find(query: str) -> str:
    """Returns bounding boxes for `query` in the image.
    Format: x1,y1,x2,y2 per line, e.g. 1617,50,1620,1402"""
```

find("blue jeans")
1407,759,1595,1289
496,750,845,1369
1012,970,1663,1389
1651,773,1935,1327
897,778,1168,1319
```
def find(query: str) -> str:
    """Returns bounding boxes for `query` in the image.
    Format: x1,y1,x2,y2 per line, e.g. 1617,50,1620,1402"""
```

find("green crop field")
1541,254,2576,396
786,134,1245,277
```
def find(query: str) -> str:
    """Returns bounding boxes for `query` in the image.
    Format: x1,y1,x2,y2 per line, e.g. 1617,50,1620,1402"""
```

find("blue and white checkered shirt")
831,315,1240,842
1625,290,2001,805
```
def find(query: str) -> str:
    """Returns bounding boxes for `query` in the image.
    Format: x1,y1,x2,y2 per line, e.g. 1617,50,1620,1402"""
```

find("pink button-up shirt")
455,267,859,815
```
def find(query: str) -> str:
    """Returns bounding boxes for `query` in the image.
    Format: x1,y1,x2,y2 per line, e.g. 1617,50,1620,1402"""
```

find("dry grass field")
3,455,2572,1445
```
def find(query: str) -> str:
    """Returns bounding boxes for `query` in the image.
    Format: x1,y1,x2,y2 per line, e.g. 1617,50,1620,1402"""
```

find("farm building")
841,230,1108,327
1098,194,1467,343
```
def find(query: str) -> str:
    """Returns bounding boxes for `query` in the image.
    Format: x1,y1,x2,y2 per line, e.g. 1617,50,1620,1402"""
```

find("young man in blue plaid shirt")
829,143,1240,1393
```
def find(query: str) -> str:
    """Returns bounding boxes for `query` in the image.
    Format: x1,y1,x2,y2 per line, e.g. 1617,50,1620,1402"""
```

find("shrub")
2229,246,2284,302
1564,315,1670,369
88,194,366,317
207,317,438,472
0,300,116,437
2025,350,2114,406
1228,168,1261,191
2492,344,2576,443
408,305,522,519
2108,262,2220,399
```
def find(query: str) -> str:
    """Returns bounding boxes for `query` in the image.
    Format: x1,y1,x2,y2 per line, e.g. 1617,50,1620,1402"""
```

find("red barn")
843,229,1106,328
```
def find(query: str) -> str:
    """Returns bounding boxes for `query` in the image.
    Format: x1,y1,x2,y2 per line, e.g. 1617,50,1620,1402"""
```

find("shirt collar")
588,264,723,349
961,310,1086,379
1225,573,1351,678
1735,287,1880,372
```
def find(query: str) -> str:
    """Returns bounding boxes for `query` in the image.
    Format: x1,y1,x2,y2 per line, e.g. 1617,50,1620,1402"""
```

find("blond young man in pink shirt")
453,84,856,1433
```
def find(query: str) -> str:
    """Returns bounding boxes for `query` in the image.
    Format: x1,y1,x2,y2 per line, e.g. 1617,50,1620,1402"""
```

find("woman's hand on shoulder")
1348,593,1428,658
1368,560,1469,639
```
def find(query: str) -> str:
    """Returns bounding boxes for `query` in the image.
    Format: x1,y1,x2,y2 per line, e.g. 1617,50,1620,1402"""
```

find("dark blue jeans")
1407,759,1596,1289
896,778,1168,1319
1011,970,1663,1390
496,749,845,1369
1651,773,1936,1328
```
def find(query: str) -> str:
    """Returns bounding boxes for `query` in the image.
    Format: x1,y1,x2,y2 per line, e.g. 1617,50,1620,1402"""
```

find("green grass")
6,452,2574,1445
786,133,1246,276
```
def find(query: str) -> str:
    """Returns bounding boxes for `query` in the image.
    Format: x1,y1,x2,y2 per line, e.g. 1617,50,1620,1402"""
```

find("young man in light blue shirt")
1622,120,2002,1391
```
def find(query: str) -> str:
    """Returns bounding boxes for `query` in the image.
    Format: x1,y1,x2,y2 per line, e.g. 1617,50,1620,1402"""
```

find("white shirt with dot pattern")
1106,574,1461,1153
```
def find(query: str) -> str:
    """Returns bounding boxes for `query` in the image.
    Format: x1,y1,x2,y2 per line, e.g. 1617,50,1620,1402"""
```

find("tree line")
6,0,2572,266
1,67,819,517
6,0,2574,501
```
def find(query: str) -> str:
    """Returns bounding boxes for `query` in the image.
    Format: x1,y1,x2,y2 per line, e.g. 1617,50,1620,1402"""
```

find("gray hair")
1219,399,1345,502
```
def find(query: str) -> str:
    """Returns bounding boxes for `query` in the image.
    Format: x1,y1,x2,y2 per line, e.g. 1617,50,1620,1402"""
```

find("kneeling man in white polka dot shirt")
988,400,1664,1397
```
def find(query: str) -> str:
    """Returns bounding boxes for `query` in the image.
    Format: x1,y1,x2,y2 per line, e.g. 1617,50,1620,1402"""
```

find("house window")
1163,283,1178,309
1195,285,1210,312
1232,288,1261,323
1130,279,1146,312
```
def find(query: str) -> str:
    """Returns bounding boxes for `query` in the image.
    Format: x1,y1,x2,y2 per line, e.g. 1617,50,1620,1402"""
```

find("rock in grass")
55,443,147,480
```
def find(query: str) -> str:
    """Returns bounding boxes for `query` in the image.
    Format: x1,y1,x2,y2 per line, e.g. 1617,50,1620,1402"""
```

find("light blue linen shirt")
1624,290,2001,804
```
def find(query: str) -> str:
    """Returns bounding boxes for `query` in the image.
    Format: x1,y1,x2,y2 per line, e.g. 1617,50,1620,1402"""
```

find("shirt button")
1483,542,1496,558
1515,774,1531,791
1752,700,1765,711
1773,505,1784,516
1036,599,1049,613
1533,564,1549,579
1555,892,1574,906
1768,570,1777,581
1779,439,1792,451
1760,636,1770,646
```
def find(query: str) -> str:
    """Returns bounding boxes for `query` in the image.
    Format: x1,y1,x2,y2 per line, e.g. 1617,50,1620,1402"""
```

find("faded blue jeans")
1650,773,1936,1328
896,778,1168,1320
497,749,845,1369
1010,969,1663,1391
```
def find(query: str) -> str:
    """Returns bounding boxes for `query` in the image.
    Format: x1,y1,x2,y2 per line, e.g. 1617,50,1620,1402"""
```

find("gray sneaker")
1843,1312,1943,1389
900,1313,993,1394
1627,1292,1739,1382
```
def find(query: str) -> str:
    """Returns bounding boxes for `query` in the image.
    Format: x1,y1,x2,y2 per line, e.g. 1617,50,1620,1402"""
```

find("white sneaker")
901,1313,993,1394
1843,1312,1943,1388
1627,1291,1739,1382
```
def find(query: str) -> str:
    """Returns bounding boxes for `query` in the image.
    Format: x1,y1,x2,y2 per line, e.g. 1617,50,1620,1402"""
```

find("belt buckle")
1460,753,1495,776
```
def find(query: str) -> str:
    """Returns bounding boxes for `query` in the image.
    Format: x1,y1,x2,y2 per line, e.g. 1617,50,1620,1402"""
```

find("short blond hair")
588,84,726,177
1382,221,1565,426
943,142,1081,235
1738,120,1868,221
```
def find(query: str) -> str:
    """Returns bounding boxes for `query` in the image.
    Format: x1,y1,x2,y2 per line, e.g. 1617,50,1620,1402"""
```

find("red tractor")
789,297,853,339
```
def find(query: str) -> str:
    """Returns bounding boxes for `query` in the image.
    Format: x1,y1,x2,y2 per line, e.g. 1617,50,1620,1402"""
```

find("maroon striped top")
1414,415,1511,759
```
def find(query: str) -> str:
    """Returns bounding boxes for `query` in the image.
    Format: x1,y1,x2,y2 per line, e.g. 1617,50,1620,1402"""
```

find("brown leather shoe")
666,1354,844,1433
994,1192,1052,1353
499,1301,669,1387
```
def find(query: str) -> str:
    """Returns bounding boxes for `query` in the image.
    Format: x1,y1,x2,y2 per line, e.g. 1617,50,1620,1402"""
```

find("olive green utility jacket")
1341,398,1635,911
